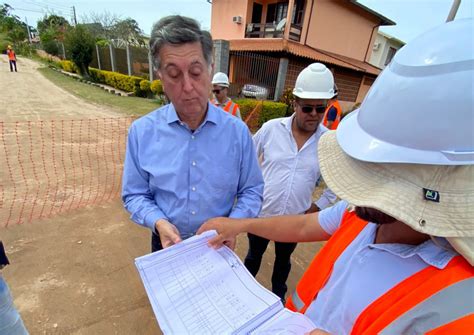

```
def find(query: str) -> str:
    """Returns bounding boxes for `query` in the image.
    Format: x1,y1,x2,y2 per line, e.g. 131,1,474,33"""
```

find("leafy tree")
37,14,69,37
0,3,28,46
111,18,144,46
37,14,69,56
81,11,145,46
64,24,94,78
81,11,119,40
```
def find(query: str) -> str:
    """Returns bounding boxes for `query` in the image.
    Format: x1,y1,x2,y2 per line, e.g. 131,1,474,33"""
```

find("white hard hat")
212,72,230,87
293,63,335,99
337,18,474,165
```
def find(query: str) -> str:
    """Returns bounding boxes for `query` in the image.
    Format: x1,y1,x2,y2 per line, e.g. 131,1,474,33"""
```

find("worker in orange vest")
6,45,17,72
210,72,242,119
322,85,341,130
198,19,473,334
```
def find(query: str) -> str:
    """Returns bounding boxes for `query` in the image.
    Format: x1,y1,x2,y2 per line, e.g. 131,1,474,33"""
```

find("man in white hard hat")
211,72,242,119
243,63,337,302
199,18,474,334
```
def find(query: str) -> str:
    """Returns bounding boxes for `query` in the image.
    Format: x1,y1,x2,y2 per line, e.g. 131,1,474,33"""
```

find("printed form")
135,230,315,334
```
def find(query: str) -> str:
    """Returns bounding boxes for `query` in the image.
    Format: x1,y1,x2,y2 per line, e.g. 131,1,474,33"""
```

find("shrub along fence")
55,58,289,131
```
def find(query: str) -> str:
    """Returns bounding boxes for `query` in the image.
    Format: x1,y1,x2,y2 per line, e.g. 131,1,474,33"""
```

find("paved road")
1,55,323,334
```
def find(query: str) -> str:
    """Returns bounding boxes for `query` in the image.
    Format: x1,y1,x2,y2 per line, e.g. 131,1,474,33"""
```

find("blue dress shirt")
122,102,264,238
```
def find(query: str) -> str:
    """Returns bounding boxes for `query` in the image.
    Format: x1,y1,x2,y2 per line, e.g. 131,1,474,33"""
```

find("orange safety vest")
211,99,239,117
286,210,474,334
7,49,16,61
322,100,342,130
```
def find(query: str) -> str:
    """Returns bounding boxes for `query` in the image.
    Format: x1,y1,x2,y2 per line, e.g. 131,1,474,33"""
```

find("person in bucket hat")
198,18,473,334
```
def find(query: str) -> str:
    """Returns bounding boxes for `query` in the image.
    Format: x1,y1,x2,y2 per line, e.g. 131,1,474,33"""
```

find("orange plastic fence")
0,117,135,228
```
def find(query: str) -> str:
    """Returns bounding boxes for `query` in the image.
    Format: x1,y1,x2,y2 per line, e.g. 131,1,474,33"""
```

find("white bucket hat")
319,19,474,265
319,132,474,264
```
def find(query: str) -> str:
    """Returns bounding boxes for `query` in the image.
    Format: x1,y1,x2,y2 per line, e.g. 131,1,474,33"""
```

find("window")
266,2,288,24
385,47,397,66
293,0,305,25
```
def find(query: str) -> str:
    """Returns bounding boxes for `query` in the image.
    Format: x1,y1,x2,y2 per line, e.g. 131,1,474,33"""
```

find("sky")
5,0,474,43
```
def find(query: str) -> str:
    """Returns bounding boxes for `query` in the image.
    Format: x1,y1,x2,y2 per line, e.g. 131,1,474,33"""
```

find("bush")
260,101,288,124
64,25,95,77
150,80,163,95
89,67,147,96
139,79,153,97
139,79,150,91
234,99,287,130
42,40,60,57
59,60,77,73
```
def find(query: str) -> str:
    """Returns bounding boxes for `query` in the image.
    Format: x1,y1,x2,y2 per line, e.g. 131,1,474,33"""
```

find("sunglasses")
213,88,225,94
298,104,327,114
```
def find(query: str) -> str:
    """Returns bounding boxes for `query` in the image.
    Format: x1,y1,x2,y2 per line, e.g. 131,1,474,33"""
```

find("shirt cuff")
315,198,331,210
144,210,168,233
228,211,247,219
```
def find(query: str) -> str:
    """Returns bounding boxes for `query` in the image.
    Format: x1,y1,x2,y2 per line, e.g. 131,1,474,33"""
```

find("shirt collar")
369,235,458,269
166,102,219,126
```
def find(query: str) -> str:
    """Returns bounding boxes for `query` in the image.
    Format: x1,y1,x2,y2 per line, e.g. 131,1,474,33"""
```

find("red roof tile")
229,39,381,76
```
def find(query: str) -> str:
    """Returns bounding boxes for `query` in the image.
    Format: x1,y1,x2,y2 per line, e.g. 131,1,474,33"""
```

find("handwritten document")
135,231,315,334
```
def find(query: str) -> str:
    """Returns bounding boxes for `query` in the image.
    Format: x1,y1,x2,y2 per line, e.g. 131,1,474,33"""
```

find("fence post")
96,45,102,70
148,50,154,81
274,57,289,101
126,44,132,76
109,44,116,72
213,40,230,74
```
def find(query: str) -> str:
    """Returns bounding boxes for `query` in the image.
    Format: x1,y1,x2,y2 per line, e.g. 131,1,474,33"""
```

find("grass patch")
37,66,161,116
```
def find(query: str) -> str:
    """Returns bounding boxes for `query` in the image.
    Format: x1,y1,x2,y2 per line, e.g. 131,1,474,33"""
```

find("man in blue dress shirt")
122,15,264,252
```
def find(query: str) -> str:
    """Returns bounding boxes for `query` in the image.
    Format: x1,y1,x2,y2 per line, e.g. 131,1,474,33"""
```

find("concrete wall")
305,0,380,62
369,32,405,69
211,0,252,39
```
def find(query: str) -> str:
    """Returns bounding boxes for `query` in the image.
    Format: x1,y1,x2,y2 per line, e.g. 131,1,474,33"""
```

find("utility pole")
72,6,77,26
446,0,461,22
25,17,32,44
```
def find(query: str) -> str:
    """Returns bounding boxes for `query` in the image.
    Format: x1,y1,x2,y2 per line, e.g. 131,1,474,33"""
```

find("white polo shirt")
307,200,458,334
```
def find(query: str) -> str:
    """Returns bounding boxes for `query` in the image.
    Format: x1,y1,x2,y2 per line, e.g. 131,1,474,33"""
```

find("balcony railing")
245,23,283,38
245,23,302,42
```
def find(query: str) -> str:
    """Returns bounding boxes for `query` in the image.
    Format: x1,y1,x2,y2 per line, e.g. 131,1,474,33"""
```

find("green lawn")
38,66,161,116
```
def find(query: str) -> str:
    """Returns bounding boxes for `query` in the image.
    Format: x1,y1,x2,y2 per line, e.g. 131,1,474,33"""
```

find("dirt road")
0,55,119,121
1,55,323,334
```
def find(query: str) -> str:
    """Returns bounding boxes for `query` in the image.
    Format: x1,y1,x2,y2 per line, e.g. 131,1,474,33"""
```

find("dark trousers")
244,233,297,301
151,233,163,252
9,60,17,72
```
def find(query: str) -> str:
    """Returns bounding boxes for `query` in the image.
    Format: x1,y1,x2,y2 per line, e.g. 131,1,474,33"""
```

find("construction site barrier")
0,117,135,228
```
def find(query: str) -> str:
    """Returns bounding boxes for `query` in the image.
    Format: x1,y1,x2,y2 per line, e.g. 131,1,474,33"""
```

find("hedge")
234,98,288,128
59,60,78,73
150,80,163,95
88,68,152,97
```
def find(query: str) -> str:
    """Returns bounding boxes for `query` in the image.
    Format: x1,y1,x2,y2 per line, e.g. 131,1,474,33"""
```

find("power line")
35,0,71,11
10,6,45,14
21,1,70,14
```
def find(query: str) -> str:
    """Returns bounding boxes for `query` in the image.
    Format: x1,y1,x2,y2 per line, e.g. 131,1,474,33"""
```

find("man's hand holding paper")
198,217,243,249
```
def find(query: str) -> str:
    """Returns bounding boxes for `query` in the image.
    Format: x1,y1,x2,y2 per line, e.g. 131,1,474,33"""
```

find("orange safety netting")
0,117,135,228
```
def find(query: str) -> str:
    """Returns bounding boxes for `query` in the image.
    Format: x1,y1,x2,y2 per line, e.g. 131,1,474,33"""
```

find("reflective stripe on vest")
381,278,474,334
353,256,474,334
323,100,342,130
286,210,368,313
211,99,238,116
223,100,238,116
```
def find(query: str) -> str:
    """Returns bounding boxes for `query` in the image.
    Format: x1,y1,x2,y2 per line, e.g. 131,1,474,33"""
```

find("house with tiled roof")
210,0,395,109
